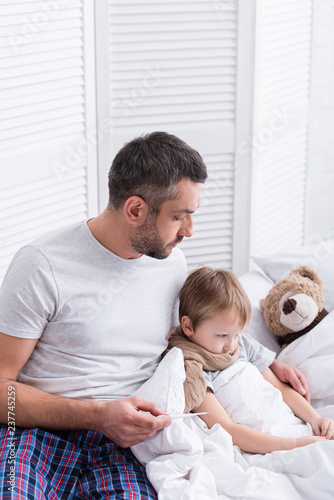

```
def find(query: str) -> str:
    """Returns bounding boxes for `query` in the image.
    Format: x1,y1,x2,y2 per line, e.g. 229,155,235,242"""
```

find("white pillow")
253,242,334,312
239,270,274,304
239,271,281,354
133,347,185,415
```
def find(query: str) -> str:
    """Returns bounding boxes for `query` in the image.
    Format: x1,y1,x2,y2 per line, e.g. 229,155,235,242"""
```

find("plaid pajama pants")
0,425,157,499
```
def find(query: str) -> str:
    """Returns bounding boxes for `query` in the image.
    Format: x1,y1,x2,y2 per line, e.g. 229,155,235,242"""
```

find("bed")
131,247,334,499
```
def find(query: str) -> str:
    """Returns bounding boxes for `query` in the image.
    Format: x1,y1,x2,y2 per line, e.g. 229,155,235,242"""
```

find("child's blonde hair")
178,266,252,331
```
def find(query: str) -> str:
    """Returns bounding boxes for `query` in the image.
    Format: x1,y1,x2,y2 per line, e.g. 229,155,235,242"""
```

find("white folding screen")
1,0,329,283
0,0,98,283
305,0,334,243
95,0,254,271
250,0,314,256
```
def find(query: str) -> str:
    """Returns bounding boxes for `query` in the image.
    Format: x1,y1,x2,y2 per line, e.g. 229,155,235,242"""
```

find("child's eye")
219,334,226,339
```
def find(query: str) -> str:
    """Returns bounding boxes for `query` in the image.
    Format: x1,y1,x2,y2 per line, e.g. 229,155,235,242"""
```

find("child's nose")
223,339,234,352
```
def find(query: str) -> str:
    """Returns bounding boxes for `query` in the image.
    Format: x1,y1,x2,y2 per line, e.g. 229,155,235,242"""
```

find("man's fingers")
118,415,171,447
132,396,164,416
297,372,311,402
130,397,172,426
134,410,172,431
117,431,156,448
291,369,310,402
99,397,172,447
288,371,305,393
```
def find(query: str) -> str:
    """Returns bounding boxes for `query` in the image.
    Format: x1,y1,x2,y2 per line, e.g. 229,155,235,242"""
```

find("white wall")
306,0,334,243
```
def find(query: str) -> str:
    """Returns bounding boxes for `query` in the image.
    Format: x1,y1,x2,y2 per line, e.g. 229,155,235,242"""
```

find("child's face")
186,307,243,355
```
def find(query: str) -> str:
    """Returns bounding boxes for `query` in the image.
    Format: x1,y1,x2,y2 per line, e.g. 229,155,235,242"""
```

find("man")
0,132,309,499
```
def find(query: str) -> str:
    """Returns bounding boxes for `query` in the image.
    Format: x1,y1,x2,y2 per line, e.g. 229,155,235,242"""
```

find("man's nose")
179,215,193,238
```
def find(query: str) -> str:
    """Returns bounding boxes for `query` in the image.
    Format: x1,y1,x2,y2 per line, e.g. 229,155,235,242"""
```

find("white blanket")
213,361,312,438
277,310,334,416
131,343,334,499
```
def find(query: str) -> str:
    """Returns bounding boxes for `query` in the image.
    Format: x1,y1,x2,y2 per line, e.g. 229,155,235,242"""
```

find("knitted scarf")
164,326,240,412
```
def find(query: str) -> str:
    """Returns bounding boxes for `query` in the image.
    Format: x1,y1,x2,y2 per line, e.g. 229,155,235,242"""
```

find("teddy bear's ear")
259,298,266,310
289,265,322,287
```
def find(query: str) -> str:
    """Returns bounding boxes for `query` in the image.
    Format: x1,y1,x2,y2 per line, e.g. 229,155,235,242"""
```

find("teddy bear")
260,265,329,349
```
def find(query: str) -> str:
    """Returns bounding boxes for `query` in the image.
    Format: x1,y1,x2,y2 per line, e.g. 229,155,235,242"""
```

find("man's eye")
173,215,185,221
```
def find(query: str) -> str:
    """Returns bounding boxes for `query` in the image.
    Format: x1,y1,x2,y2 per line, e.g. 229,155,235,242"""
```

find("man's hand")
270,359,310,402
310,417,334,440
95,396,172,448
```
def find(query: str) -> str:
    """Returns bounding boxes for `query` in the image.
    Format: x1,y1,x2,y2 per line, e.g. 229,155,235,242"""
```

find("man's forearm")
0,378,100,431
0,378,172,448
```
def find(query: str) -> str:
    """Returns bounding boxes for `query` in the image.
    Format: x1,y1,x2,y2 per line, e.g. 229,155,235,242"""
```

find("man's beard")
129,214,182,260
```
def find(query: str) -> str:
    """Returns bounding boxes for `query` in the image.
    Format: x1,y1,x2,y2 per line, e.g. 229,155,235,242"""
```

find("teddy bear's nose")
282,298,297,315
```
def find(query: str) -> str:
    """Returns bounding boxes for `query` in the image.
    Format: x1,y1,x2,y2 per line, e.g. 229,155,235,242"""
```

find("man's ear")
123,196,148,225
181,315,194,337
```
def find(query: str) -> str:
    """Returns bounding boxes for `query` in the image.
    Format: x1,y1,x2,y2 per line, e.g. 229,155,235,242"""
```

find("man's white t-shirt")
0,222,187,400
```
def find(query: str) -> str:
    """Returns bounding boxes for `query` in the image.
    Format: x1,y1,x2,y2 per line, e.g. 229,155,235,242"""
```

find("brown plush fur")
260,265,325,339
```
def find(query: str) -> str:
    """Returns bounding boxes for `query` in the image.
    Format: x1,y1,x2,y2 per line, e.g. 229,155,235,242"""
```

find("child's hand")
310,417,334,439
294,435,328,449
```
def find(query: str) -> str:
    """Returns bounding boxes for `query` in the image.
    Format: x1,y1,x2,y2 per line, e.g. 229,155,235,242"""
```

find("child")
165,266,334,454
